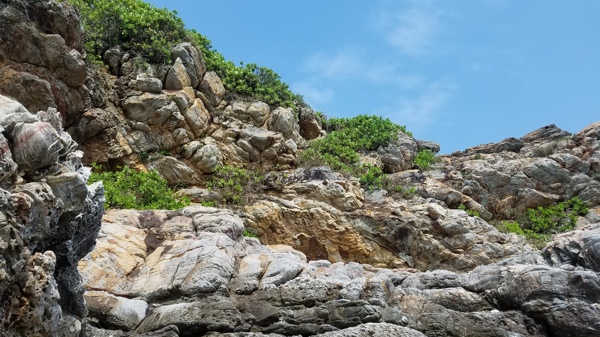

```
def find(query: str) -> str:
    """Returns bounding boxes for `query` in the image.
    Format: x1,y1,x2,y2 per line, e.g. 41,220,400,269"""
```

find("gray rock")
378,132,418,173
191,143,223,173
200,71,226,107
417,139,441,154
171,43,206,88
165,58,192,90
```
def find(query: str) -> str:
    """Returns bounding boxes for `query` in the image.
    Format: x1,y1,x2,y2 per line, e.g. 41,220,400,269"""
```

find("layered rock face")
0,95,104,336
79,207,600,337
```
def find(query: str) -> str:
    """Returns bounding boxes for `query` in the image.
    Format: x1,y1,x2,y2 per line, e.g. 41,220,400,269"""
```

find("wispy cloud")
372,0,442,56
291,80,334,106
374,80,455,133
301,47,423,87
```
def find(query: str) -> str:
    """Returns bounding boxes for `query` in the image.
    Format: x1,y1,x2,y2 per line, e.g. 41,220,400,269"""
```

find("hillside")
0,0,599,336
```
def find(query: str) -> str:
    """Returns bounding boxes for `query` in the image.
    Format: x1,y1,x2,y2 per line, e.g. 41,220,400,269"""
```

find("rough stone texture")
441,123,600,218
79,205,600,337
171,43,206,88
378,132,419,173
0,0,89,125
165,58,192,90
298,107,323,140
200,71,226,107
0,95,104,336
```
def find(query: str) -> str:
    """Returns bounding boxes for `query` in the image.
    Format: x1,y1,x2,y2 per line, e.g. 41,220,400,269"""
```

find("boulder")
298,107,322,140
267,107,306,148
171,43,206,88
200,71,226,107
190,143,223,173
377,132,418,173
165,58,192,90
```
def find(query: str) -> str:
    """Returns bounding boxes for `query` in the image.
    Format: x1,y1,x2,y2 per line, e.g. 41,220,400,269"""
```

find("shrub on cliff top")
66,0,303,108
300,114,410,189
66,0,187,64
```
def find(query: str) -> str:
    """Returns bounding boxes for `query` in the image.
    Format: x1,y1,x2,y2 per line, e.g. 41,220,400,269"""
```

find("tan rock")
165,57,192,90
199,71,226,107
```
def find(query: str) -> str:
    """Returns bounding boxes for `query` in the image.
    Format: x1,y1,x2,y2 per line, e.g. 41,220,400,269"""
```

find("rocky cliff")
0,0,599,336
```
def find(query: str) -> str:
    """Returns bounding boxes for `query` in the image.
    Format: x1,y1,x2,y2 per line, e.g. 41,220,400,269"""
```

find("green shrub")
187,30,301,108
206,165,265,206
414,149,437,171
457,204,479,217
242,229,258,239
498,220,550,249
65,0,187,64
300,115,410,188
66,0,303,108
89,165,190,210
527,197,588,234
498,197,588,249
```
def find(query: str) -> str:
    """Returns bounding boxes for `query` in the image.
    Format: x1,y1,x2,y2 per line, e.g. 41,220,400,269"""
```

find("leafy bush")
89,165,190,210
498,220,550,249
185,30,302,108
66,0,303,108
65,0,187,64
458,204,480,217
527,197,588,234
414,149,437,170
498,197,589,248
206,165,265,205
300,115,410,189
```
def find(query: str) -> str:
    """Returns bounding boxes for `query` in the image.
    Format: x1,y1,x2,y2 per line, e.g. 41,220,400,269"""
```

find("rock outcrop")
0,95,104,336
442,123,600,219
2,1,600,336
79,207,600,337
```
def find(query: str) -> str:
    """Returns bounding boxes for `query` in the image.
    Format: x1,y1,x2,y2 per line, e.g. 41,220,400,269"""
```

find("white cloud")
291,80,334,106
300,47,424,88
372,0,442,56
374,80,455,133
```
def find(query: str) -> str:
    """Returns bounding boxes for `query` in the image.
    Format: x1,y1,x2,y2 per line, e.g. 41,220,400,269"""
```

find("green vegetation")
206,165,265,206
65,0,301,108
300,114,410,189
242,229,259,239
458,204,480,217
414,149,437,171
89,164,190,210
498,197,589,248
65,0,187,64
527,197,588,233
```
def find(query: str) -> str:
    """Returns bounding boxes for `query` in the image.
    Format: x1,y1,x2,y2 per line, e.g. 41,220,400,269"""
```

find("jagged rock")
165,58,192,90
416,139,441,154
171,43,206,88
378,132,418,173
298,107,322,140
200,71,226,107
104,46,124,76
0,95,104,336
79,204,600,336
146,156,201,185
0,0,90,124
81,324,180,337
268,107,306,148
130,74,163,93
190,143,223,173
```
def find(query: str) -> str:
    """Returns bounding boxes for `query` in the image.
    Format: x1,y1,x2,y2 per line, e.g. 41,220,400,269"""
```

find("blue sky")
147,0,600,153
